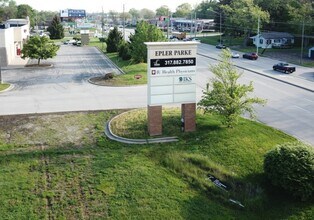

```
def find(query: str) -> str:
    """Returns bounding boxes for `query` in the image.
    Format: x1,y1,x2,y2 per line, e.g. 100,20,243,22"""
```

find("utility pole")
219,12,222,44
101,7,104,51
300,19,305,64
123,4,125,41
194,11,197,38
167,10,170,41
257,15,260,55
190,13,193,37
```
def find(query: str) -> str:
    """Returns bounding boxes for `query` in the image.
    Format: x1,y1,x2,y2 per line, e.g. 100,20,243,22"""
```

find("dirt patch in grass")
0,111,117,148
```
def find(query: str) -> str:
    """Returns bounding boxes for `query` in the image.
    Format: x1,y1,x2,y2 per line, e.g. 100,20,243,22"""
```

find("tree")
198,49,266,127
221,0,269,46
17,4,35,26
140,8,155,20
109,10,118,25
129,21,166,63
156,5,170,16
21,35,59,65
173,3,192,18
0,0,17,22
195,0,218,19
129,8,140,24
106,27,123,53
47,15,64,39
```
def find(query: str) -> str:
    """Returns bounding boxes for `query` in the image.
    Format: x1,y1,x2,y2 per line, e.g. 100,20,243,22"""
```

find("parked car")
190,37,201,42
273,63,296,73
242,52,258,60
216,44,227,49
231,52,240,58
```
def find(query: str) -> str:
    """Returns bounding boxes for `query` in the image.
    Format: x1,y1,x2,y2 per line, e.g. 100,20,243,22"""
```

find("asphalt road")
0,43,313,146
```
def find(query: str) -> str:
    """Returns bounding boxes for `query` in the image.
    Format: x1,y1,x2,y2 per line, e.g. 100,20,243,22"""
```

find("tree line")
0,0,56,26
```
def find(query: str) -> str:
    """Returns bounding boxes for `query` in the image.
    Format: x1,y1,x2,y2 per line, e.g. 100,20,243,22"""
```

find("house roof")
258,32,294,39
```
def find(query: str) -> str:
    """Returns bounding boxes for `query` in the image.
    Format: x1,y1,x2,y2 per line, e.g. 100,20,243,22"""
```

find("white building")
251,32,294,49
0,18,30,66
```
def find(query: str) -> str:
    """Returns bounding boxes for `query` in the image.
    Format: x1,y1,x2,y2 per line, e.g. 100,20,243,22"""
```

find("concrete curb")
0,83,14,93
104,110,179,145
198,53,314,93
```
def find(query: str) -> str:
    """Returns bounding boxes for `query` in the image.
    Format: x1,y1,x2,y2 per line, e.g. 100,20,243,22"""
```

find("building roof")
259,32,294,39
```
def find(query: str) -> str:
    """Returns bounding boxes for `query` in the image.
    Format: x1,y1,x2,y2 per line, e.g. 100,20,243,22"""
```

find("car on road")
216,44,227,49
273,63,296,73
231,52,240,58
242,52,258,60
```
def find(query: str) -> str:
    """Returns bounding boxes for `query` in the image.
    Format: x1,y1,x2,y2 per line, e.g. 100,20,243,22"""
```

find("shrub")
118,41,131,60
264,142,314,201
104,73,114,80
99,37,106,42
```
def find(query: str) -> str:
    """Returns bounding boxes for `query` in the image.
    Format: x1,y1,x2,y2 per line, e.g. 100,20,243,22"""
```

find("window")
260,39,263,44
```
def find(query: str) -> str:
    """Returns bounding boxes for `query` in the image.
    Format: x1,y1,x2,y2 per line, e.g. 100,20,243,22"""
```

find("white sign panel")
145,42,199,106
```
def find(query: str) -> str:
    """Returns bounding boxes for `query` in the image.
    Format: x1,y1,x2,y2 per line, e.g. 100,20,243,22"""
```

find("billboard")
60,9,86,18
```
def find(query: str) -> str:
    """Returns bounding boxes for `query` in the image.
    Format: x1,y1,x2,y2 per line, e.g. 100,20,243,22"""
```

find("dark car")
242,52,258,60
273,63,296,73
216,44,227,49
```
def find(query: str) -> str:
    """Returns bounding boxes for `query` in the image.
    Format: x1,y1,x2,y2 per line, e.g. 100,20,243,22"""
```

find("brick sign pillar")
181,103,196,132
147,105,162,136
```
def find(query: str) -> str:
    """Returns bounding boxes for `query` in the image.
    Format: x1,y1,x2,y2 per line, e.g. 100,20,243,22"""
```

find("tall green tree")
129,21,166,63
195,0,218,19
221,0,270,46
17,4,35,26
156,5,170,16
140,8,155,19
47,15,64,39
21,36,59,65
0,0,17,22
106,26,123,53
129,8,140,24
198,49,266,128
173,3,192,18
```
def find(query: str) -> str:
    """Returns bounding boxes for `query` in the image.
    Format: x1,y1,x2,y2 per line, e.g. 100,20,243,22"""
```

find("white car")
231,52,240,58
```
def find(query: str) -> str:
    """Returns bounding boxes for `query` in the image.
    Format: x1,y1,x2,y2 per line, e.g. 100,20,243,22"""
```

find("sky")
15,0,202,13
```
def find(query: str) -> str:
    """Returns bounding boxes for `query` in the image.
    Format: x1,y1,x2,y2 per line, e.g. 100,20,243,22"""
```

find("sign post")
145,42,199,136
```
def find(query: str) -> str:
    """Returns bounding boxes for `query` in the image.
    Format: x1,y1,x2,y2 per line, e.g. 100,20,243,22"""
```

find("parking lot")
0,45,147,115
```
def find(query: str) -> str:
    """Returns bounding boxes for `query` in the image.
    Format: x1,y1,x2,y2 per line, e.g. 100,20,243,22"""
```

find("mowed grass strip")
0,110,313,219
0,83,10,92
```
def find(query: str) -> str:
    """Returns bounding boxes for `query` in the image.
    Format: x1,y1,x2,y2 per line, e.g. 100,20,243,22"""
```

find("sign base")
181,103,196,132
148,105,162,136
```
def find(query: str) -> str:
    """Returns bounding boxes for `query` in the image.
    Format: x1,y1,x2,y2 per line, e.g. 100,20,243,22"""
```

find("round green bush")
264,142,314,201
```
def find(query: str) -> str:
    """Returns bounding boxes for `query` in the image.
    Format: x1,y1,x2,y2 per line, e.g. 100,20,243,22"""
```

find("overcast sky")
15,0,202,13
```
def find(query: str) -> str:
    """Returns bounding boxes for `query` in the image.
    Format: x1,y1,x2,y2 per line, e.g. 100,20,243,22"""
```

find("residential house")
0,18,30,66
251,32,294,49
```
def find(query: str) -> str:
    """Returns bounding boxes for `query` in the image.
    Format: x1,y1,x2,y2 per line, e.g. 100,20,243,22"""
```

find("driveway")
0,45,147,115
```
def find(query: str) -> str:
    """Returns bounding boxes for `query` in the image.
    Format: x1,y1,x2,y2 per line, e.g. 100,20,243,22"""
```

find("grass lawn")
88,38,147,86
0,110,312,219
105,53,147,85
0,83,10,91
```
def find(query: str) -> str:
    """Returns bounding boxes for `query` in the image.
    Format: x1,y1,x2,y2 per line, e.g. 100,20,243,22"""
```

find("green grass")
89,37,107,53
0,110,313,219
0,83,10,91
87,38,147,86
105,53,147,85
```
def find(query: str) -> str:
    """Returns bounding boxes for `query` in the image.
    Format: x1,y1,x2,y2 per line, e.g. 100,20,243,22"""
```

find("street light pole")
207,9,222,44
219,12,222,44
257,15,260,55
300,19,305,64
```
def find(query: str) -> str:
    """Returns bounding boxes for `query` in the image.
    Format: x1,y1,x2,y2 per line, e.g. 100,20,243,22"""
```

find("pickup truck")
273,63,296,73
